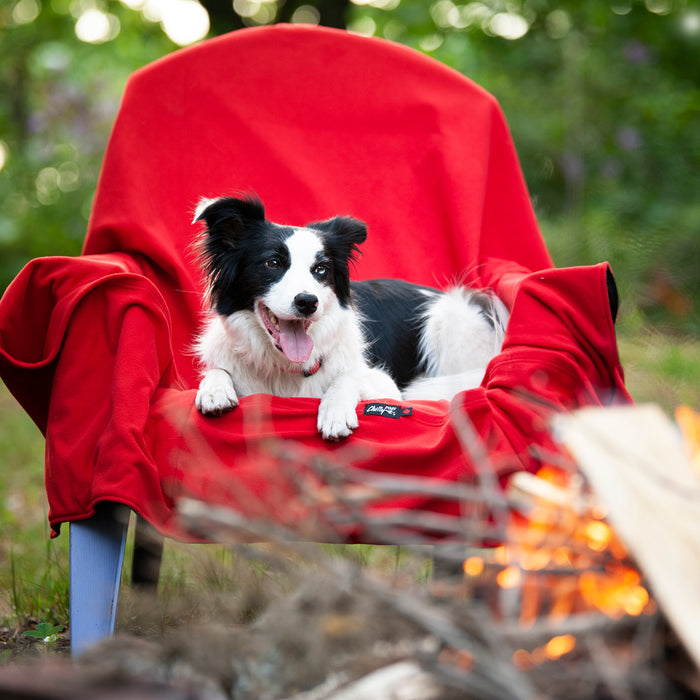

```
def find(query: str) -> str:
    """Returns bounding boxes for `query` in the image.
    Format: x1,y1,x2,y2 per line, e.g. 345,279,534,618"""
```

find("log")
289,661,442,700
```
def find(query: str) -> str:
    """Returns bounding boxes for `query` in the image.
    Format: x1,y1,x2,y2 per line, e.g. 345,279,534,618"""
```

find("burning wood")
556,404,700,672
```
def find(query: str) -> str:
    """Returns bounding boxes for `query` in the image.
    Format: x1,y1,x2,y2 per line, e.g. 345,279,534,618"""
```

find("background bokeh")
1,0,698,333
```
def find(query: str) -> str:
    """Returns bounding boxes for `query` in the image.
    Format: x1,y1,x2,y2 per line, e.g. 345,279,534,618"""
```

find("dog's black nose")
294,293,318,317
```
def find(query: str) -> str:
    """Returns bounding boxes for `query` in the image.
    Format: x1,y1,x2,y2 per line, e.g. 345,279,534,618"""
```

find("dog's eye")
265,258,281,269
314,263,329,277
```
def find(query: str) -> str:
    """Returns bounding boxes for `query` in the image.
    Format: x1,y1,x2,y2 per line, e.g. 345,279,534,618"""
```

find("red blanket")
0,25,630,541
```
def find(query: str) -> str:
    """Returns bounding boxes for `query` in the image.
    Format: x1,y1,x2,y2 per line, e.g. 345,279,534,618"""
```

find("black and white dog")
194,195,508,440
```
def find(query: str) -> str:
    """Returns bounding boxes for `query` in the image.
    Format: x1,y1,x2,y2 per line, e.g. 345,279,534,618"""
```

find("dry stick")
493,610,638,645
310,461,496,503
178,496,536,699
357,576,539,700
450,406,511,542
585,635,635,700
627,612,666,691
177,497,330,574
284,442,510,545
325,510,503,541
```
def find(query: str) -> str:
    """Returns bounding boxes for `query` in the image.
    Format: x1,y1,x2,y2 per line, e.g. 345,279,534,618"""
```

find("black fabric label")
363,403,413,419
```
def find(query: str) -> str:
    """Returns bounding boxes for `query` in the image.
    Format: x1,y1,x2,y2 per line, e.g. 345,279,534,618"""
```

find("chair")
0,25,631,657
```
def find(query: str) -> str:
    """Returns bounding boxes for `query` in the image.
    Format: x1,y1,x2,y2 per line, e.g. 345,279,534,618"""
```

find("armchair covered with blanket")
0,24,631,655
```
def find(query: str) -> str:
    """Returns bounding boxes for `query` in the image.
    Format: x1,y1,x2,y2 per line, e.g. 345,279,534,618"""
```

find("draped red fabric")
0,25,630,541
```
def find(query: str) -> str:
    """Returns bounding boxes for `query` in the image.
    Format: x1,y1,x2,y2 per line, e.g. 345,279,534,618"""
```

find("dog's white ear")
193,197,220,224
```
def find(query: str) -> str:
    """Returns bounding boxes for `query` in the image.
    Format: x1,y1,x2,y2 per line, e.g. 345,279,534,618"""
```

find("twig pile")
2,407,698,699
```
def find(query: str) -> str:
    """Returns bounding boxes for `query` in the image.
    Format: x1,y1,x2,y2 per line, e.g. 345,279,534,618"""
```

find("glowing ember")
463,556,485,577
582,520,611,551
545,634,577,659
496,565,522,589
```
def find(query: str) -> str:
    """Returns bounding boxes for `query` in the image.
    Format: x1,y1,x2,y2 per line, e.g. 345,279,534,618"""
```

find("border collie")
193,195,508,440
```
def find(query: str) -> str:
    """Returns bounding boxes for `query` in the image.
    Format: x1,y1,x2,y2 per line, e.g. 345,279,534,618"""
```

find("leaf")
23,621,64,641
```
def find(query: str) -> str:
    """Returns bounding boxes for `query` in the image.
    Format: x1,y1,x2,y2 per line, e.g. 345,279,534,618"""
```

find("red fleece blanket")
0,26,631,541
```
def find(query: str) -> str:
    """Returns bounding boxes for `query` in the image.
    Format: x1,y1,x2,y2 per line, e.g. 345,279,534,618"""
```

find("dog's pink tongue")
278,319,313,364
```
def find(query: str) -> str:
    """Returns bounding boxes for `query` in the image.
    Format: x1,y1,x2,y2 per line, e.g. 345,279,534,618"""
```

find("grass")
0,322,698,652
617,321,700,410
0,385,69,631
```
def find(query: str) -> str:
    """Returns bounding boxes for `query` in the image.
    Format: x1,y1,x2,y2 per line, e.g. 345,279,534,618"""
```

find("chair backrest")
83,24,551,386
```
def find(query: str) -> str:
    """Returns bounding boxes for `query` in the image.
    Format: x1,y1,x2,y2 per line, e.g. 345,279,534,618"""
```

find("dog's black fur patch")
351,278,437,389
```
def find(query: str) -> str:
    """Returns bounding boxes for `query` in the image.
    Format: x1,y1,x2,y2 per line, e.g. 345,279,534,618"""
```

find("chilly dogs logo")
363,403,413,419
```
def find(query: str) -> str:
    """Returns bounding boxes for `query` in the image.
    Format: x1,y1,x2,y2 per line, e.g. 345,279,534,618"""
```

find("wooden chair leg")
432,543,467,580
69,505,129,657
131,515,163,591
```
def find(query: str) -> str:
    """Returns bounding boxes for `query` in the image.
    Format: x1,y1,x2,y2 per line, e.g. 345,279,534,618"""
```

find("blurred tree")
349,0,700,330
201,0,350,30
1,0,698,331
0,1,174,286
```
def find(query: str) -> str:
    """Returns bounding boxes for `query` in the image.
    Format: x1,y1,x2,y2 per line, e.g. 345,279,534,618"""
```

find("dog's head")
194,194,367,364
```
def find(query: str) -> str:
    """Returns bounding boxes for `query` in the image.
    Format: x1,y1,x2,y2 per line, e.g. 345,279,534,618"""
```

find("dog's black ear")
194,194,266,313
194,194,265,236
308,215,367,263
309,216,368,307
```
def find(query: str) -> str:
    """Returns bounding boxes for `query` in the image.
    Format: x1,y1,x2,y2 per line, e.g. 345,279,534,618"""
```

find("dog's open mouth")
258,302,314,364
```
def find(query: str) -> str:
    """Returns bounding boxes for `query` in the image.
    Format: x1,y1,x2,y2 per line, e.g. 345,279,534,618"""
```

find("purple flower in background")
616,126,642,151
560,152,585,182
622,40,653,64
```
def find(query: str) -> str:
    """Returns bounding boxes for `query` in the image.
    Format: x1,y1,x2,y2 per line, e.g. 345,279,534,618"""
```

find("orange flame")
496,565,522,589
494,463,654,626
676,405,700,475
544,634,576,659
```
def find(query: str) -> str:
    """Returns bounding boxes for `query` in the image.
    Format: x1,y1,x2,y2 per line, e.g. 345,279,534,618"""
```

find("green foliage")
6,538,69,629
0,1,177,286
350,0,700,333
0,382,69,628
1,0,698,336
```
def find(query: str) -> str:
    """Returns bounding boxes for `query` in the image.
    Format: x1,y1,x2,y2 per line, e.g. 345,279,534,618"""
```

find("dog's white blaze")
262,227,333,320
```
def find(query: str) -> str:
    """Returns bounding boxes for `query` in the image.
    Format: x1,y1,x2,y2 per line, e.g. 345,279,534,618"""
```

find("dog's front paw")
195,369,239,416
317,390,360,441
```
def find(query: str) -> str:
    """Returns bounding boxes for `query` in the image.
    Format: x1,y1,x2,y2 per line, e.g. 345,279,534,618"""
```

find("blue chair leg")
69,506,129,657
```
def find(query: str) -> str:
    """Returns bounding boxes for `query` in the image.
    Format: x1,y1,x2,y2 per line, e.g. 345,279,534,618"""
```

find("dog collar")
280,357,323,377
303,357,323,377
